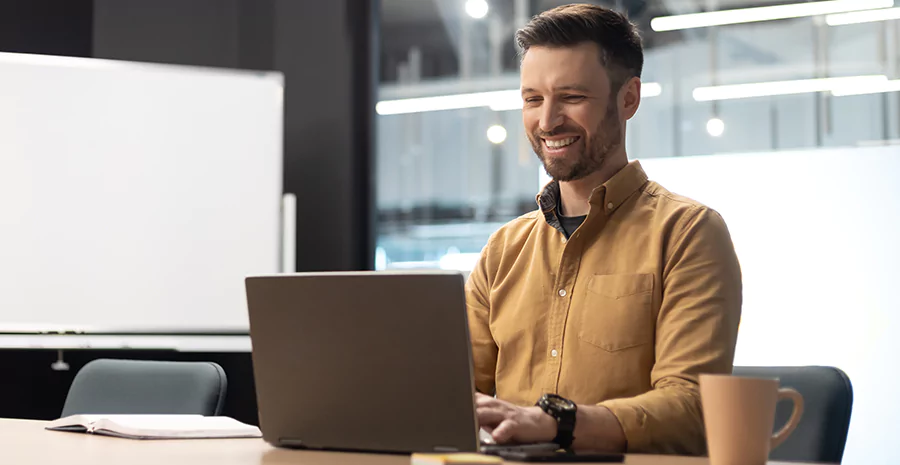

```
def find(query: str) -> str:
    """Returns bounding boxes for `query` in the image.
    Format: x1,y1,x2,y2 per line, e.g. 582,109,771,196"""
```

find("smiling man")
465,4,742,456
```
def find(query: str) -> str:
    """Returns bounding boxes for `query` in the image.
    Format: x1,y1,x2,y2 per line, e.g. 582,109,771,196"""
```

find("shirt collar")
536,160,649,218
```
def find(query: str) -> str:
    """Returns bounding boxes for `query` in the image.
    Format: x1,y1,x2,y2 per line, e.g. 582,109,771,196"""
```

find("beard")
530,101,622,182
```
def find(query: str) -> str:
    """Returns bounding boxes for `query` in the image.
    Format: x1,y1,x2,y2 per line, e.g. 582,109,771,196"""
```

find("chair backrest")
61,358,228,417
732,366,853,463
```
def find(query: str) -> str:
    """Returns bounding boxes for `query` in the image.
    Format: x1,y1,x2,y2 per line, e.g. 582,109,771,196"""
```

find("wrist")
528,406,558,442
597,406,627,452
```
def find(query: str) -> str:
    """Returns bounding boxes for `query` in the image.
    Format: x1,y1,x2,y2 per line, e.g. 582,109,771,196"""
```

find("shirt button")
551,349,559,357
558,289,567,297
607,202,614,209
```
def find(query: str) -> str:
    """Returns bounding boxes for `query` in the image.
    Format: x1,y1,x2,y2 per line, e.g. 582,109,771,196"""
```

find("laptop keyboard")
479,428,559,454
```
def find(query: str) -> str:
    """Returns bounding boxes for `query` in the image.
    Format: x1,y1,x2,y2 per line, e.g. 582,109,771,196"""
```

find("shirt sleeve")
598,207,743,455
465,234,499,396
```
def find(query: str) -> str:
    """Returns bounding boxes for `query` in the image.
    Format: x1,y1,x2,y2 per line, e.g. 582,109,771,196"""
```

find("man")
466,4,742,455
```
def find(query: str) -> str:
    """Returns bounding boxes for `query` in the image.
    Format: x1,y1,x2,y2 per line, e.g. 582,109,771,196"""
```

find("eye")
563,95,586,102
523,96,543,106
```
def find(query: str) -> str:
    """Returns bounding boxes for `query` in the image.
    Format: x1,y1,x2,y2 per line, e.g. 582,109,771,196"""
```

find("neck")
558,155,628,217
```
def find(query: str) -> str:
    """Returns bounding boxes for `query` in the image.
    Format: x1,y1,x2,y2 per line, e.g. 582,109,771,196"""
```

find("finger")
475,395,501,407
491,419,518,444
476,394,516,409
476,407,509,427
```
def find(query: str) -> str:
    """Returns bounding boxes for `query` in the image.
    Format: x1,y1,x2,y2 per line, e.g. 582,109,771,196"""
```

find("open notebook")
45,414,262,439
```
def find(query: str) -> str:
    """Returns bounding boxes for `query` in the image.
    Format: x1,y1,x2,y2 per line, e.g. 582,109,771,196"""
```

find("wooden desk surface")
0,419,816,465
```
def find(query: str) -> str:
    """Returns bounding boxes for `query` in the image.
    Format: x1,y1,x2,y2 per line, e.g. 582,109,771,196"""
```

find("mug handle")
770,387,804,450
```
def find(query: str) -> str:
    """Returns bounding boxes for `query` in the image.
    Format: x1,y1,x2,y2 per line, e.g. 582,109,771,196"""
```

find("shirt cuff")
598,398,649,452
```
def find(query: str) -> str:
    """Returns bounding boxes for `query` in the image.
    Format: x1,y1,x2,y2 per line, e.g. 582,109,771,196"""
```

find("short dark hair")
515,4,644,94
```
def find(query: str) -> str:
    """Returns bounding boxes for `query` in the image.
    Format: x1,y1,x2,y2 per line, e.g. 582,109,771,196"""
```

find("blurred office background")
375,0,900,272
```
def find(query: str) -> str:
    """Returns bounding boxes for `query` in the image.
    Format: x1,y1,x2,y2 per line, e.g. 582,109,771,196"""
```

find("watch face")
544,394,576,411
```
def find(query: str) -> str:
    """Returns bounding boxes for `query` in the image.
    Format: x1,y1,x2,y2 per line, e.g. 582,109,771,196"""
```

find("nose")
539,101,564,134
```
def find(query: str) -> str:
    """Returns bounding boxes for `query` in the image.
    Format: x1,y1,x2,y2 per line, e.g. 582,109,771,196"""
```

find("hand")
475,393,557,444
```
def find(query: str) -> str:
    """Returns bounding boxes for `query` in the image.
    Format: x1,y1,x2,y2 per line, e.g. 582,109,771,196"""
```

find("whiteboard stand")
281,193,297,273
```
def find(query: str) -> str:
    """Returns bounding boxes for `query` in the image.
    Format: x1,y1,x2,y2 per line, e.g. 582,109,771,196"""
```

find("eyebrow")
521,85,591,95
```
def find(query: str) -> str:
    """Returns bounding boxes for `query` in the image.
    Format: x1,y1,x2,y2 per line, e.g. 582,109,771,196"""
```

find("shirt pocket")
577,273,654,352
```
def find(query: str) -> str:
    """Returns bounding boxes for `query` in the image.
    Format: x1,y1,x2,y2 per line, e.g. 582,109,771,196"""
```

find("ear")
619,76,641,120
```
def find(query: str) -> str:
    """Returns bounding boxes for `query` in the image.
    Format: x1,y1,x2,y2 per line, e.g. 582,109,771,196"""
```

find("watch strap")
537,394,577,449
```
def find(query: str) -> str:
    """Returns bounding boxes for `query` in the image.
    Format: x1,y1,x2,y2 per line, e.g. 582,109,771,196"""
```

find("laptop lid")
246,271,481,453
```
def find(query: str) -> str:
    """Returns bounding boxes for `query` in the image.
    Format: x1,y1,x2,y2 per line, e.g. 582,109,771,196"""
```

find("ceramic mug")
700,374,804,465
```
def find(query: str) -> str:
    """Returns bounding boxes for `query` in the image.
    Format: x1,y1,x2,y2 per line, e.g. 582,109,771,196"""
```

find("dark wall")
0,0,377,421
93,0,240,68
0,0,93,57
275,0,376,272
237,0,275,71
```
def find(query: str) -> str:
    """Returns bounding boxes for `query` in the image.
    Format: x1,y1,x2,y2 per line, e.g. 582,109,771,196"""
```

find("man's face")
520,42,622,182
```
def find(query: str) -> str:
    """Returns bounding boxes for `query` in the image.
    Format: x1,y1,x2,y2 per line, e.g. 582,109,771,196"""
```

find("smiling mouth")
543,136,580,150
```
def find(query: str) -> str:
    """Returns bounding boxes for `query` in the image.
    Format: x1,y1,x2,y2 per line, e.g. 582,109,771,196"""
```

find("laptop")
245,271,558,454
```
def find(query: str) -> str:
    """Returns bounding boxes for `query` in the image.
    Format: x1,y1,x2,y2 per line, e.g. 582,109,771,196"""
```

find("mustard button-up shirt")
465,161,742,455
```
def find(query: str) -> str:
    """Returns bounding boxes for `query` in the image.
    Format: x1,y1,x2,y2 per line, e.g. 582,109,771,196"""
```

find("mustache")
533,127,584,139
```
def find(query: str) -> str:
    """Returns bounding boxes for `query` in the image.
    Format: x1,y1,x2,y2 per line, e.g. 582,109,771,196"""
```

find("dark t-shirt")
557,196,587,238
559,214,586,239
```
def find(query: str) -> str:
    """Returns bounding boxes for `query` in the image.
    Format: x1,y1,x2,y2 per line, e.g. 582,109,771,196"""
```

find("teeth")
545,137,576,148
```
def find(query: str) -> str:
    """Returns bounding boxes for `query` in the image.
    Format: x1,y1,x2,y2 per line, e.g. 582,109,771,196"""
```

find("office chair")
61,358,228,417
733,366,853,463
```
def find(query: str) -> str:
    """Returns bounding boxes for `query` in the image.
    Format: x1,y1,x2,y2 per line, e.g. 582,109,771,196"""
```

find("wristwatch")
536,393,577,449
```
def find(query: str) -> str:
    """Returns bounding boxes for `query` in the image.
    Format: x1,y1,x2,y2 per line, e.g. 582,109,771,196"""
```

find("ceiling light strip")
826,6,900,26
832,79,900,96
651,0,893,32
693,75,888,101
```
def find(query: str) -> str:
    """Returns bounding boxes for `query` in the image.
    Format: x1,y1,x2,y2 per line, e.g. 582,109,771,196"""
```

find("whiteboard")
0,52,283,333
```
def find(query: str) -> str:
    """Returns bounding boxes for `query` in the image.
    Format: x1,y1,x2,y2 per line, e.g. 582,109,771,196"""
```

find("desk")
0,419,820,465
